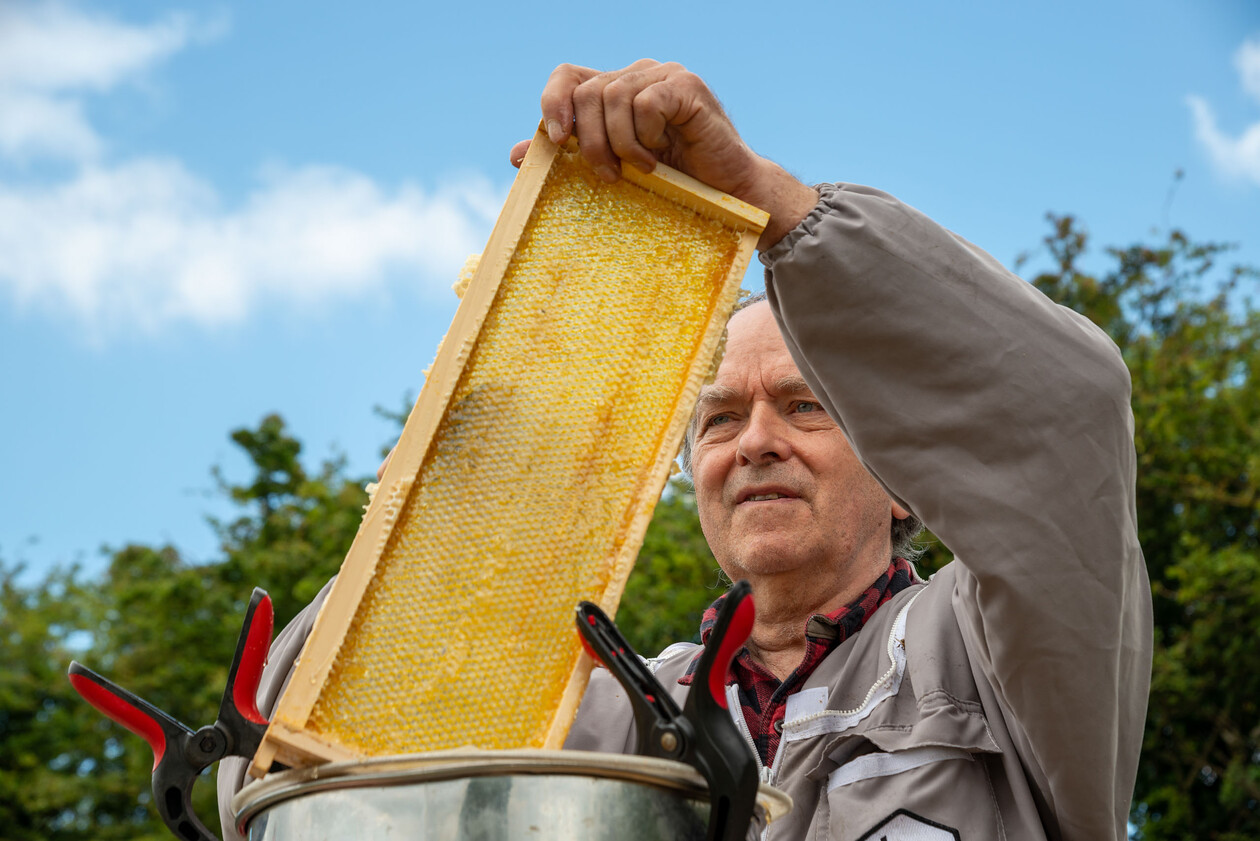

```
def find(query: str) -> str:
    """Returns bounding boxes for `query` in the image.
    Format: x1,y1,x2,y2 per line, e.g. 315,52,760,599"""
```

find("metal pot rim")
233,748,792,830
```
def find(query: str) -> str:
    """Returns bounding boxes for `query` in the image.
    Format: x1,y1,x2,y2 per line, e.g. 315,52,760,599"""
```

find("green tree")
18,414,373,841
0,563,106,840
619,478,726,654
211,413,369,626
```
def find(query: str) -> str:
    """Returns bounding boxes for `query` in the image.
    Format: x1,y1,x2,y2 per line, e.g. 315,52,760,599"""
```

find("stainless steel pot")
233,749,791,841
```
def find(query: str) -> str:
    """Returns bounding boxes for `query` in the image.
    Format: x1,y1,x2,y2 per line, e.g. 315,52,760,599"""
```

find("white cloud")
0,89,101,160
1188,35,1260,187
0,3,504,337
1239,35,1260,104
0,2,210,162
0,160,500,334
0,2,200,91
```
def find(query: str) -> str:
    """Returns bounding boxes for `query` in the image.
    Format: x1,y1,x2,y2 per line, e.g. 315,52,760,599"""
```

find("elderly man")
219,61,1151,841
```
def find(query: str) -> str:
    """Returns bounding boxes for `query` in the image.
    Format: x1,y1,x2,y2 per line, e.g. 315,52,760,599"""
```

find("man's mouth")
737,487,799,504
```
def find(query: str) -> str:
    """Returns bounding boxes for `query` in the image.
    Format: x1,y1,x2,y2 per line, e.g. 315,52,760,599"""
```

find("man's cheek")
694,495,725,548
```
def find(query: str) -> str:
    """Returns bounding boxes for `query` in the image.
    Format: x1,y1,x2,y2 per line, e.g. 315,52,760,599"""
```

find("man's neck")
741,563,885,681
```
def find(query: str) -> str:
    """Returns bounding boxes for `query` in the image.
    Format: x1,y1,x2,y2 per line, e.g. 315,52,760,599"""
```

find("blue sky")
3,0,1258,581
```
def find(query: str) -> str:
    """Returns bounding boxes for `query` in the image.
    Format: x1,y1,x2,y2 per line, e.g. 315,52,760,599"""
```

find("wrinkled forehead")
717,300,796,378
710,298,806,395
725,299,777,342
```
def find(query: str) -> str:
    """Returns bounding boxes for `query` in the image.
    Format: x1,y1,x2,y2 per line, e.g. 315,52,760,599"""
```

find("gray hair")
678,293,926,562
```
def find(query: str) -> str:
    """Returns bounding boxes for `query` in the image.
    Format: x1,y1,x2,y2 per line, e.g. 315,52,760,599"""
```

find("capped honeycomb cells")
306,151,742,756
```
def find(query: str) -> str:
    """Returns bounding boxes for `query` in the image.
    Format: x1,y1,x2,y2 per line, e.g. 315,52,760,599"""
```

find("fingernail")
546,120,563,143
595,164,619,183
632,159,654,174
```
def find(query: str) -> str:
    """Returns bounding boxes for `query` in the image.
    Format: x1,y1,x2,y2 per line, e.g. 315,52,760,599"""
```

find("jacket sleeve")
762,183,1152,841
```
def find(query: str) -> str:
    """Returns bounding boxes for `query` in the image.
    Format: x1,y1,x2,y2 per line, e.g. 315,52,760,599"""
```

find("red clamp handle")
680,580,760,841
67,663,189,771
226,589,274,727
705,592,754,710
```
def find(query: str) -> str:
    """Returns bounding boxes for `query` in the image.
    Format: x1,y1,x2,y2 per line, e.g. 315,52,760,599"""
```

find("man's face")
690,303,901,586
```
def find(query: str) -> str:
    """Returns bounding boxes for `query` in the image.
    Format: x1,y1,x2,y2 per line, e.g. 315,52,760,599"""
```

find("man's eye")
703,413,731,429
796,401,819,413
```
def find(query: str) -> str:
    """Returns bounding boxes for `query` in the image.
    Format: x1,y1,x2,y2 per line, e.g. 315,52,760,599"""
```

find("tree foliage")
211,414,366,624
0,415,368,839
618,478,726,654
0,564,104,840
3,218,1256,838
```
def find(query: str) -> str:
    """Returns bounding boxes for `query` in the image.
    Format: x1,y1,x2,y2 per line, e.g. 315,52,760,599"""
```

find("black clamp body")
577,580,760,841
69,587,276,841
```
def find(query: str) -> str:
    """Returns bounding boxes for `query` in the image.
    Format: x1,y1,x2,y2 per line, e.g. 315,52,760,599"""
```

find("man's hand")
377,445,395,481
511,60,818,252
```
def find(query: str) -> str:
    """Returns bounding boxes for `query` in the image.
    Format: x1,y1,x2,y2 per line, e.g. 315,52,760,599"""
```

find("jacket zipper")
776,589,923,739
726,684,773,784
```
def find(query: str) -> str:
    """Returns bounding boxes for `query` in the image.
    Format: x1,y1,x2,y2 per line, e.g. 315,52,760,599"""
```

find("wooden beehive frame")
250,126,768,776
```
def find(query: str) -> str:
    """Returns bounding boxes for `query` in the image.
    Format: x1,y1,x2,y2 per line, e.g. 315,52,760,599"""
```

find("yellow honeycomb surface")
305,152,742,755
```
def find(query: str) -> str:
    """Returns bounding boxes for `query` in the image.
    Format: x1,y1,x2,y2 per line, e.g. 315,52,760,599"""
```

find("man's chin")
724,535,819,578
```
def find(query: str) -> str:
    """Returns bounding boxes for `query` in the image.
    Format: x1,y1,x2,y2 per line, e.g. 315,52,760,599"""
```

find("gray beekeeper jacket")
219,183,1152,841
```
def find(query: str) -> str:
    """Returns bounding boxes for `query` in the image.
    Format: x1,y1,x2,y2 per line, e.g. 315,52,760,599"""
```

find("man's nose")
735,404,792,465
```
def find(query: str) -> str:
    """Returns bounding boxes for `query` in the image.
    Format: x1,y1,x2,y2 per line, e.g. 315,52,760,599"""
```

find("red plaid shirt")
679,558,918,767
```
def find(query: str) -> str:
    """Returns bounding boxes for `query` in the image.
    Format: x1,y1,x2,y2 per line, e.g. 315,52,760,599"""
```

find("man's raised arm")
763,184,1152,839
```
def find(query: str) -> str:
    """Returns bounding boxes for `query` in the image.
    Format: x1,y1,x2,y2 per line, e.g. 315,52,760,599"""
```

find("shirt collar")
679,557,919,685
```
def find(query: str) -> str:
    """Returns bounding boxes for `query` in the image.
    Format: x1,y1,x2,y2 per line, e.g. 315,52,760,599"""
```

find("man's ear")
892,500,911,521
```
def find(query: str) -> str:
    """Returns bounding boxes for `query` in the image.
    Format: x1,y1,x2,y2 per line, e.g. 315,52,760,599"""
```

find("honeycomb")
302,150,746,756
